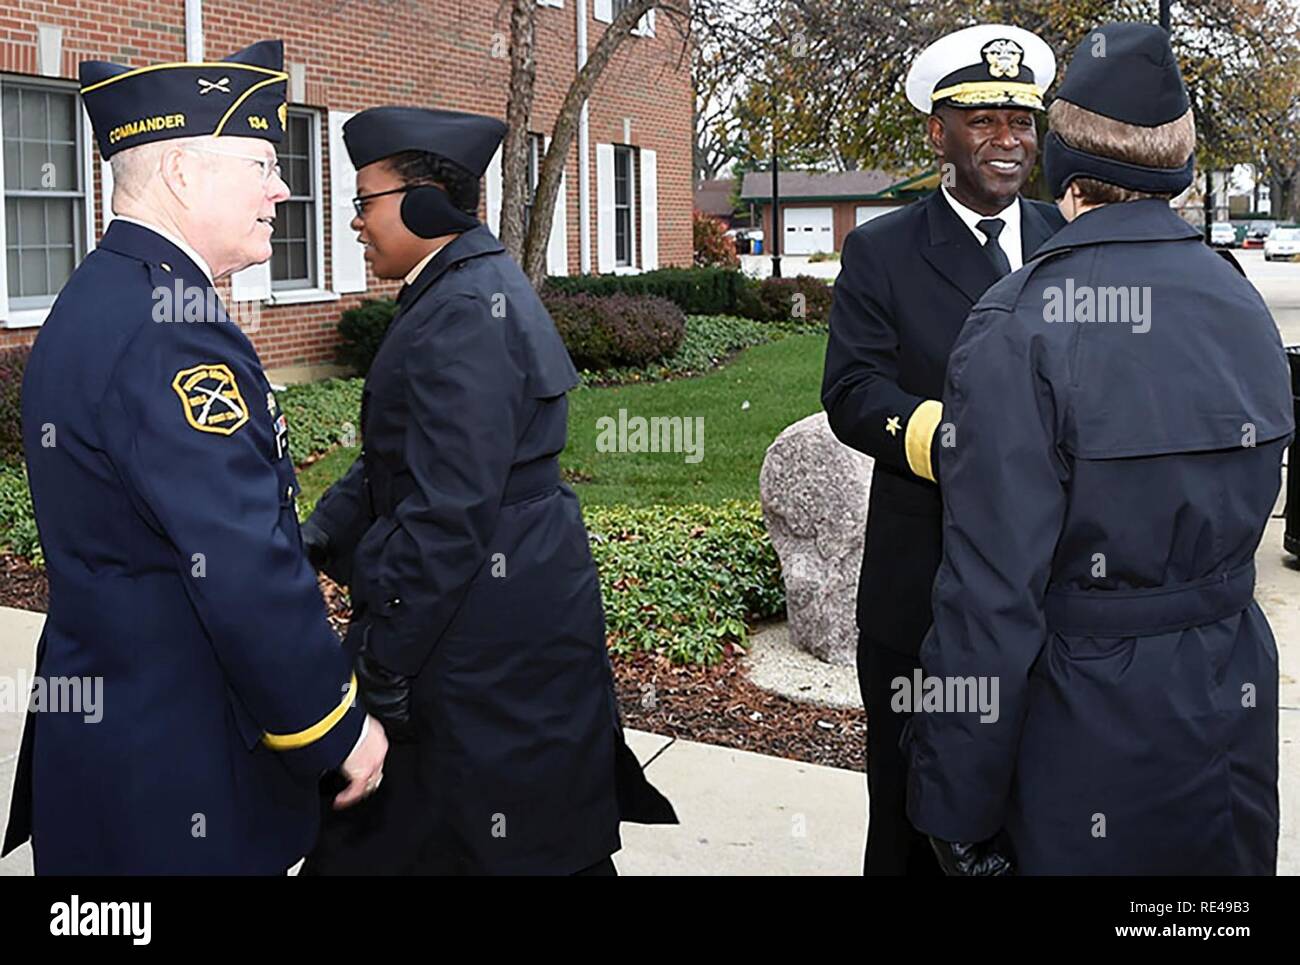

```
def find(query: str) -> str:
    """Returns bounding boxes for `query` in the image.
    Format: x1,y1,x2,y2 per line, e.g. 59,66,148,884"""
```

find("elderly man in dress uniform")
2,40,387,875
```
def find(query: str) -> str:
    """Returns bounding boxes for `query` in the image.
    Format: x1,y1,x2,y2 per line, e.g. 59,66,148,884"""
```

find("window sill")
611,265,644,276
267,288,343,306
2,306,53,329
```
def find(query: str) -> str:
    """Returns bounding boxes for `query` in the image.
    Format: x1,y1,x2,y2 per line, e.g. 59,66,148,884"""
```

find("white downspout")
577,0,591,274
184,0,205,60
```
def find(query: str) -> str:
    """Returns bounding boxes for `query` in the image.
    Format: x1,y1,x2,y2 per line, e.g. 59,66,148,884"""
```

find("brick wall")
0,0,693,370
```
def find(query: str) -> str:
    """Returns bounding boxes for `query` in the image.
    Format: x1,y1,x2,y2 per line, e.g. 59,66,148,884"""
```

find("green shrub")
738,275,834,325
584,500,784,665
0,346,29,466
278,378,364,465
544,293,685,370
577,314,770,386
0,463,41,567
336,298,397,375
544,266,750,316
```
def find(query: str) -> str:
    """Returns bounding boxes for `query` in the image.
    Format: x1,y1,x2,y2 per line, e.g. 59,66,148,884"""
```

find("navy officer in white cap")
821,23,1063,876
905,23,1292,874
299,106,674,876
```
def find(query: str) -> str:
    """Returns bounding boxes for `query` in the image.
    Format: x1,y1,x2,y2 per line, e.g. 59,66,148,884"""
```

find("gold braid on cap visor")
931,81,1044,110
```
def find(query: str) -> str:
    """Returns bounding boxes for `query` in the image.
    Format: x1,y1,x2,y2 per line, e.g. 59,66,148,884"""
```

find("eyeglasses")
352,188,409,218
184,146,283,185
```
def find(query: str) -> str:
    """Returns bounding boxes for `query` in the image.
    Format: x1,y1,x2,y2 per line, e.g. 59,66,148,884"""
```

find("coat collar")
397,223,505,309
96,218,213,285
920,191,1055,304
1033,198,1199,258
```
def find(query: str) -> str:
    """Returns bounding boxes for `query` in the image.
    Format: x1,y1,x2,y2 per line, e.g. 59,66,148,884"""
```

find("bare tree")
501,0,694,287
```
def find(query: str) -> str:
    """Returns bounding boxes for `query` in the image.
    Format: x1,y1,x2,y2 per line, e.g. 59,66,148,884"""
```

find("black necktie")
976,218,1012,278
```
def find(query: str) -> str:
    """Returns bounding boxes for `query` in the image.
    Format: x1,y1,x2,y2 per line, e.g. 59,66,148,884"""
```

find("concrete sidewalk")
1,514,1297,874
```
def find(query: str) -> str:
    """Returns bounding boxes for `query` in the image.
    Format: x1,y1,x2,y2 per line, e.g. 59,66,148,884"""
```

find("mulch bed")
0,555,865,772
0,554,48,612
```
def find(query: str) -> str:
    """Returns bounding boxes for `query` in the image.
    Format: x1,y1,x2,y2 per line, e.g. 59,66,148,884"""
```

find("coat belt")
366,458,561,516
1044,561,1256,637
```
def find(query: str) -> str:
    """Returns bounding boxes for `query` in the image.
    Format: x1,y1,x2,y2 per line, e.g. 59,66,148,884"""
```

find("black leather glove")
355,641,416,743
300,518,331,573
929,835,1015,876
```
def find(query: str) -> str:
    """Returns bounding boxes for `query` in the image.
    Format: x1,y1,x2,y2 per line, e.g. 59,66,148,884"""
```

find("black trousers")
858,636,943,877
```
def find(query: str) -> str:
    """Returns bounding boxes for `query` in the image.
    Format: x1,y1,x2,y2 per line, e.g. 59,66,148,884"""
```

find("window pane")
20,89,48,139
46,200,73,245
288,241,305,279
48,245,74,289
272,244,287,279
2,89,18,139
49,94,74,143
20,248,46,296
5,201,15,242
18,199,45,245
288,157,309,195
3,140,17,190
21,145,49,191
615,209,629,264
49,143,76,190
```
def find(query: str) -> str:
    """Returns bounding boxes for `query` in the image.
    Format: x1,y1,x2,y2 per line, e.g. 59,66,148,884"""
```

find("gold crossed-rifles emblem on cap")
172,363,250,435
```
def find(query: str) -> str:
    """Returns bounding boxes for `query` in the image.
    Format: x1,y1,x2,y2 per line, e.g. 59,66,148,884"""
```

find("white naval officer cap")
905,24,1057,114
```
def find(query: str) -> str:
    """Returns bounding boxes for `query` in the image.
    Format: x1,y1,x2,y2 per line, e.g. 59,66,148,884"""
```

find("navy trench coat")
905,199,1293,874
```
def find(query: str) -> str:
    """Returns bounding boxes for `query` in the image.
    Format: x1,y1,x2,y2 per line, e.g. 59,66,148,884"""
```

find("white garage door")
856,204,901,226
782,206,834,255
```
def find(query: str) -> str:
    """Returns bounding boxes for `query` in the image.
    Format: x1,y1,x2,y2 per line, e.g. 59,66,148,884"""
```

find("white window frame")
600,0,654,35
0,75,96,328
537,0,564,7
268,106,337,306
613,143,637,271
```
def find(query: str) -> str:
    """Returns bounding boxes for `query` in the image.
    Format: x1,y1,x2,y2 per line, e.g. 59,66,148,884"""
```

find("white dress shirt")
940,186,1024,272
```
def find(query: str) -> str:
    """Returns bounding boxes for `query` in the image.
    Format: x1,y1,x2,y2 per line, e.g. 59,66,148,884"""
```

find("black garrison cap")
1043,22,1195,198
80,40,288,160
1054,22,1190,126
342,106,506,176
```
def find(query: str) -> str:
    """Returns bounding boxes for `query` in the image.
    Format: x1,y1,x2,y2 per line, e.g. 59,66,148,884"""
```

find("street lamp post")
771,100,782,279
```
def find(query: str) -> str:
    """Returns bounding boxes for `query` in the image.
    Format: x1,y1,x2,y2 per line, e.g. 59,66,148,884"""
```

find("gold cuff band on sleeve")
262,673,357,751
905,400,943,484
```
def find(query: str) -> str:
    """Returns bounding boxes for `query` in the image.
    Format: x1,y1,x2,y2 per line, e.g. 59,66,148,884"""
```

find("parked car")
1243,220,1277,249
1264,225,1300,262
1210,222,1238,248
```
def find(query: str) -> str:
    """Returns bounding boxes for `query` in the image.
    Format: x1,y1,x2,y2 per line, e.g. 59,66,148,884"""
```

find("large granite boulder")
759,412,873,666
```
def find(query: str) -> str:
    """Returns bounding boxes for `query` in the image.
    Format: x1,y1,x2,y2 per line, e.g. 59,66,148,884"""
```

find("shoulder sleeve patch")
172,362,250,435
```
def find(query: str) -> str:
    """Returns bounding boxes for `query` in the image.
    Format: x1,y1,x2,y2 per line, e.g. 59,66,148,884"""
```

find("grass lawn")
565,333,827,506
295,332,829,512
